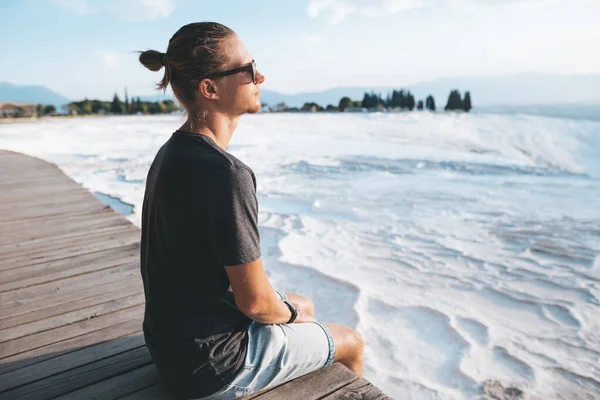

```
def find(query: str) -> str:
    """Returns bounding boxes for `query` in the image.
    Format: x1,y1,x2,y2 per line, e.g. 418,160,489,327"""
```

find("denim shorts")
198,290,336,399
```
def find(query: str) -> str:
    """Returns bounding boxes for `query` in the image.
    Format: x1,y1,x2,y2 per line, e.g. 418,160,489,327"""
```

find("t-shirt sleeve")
204,166,261,266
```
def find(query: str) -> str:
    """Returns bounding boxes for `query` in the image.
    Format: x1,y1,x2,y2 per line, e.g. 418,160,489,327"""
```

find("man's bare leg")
325,323,364,377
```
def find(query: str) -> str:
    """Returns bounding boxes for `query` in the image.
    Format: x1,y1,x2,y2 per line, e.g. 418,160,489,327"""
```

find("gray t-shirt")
140,130,261,398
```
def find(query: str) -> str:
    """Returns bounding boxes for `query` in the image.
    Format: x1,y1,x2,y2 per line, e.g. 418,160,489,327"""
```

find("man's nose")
256,71,265,84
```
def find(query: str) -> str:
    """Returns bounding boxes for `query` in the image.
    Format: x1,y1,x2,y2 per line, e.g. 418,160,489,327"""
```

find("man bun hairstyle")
139,22,235,108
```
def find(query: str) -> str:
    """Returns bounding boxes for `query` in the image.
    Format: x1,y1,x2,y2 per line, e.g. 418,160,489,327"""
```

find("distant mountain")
0,82,172,111
476,103,600,122
259,73,600,108
406,73,600,107
0,82,71,110
136,92,174,103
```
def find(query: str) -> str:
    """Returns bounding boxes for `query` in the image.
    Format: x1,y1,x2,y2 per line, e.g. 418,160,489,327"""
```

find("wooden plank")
0,185,89,203
52,363,162,400
0,224,136,258
0,171,72,185
0,173,69,185
0,345,151,400
0,255,139,294
102,364,358,400
0,172,80,190
249,363,359,400
0,160,70,173
0,226,138,267
0,206,116,235
0,200,108,224
0,166,61,176
0,175,79,188
0,291,145,342
0,221,136,262
113,383,174,400
0,233,140,278
0,212,126,247
0,213,131,247
0,304,144,359
77,370,385,400
0,155,58,166
322,378,391,400
0,154,53,171
0,176,80,192
0,333,145,392
0,150,50,161
0,262,139,311
0,224,138,262
0,318,142,375
0,239,139,286
0,190,94,208
0,176,81,192
0,190,98,213
0,280,142,327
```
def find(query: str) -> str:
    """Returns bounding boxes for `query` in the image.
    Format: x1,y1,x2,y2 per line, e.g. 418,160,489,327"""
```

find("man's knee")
348,328,364,355
302,298,315,316
327,323,363,358
286,293,315,317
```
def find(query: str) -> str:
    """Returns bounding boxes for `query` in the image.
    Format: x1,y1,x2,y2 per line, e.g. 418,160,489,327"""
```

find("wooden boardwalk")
0,150,390,400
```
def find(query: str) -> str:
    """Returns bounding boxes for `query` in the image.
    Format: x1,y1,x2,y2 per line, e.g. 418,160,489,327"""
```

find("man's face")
209,35,265,116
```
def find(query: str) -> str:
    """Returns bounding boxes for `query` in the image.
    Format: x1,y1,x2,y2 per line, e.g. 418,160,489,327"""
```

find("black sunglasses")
204,60,257,84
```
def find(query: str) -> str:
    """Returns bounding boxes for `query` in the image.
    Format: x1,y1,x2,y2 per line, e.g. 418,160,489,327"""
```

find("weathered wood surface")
0,150,391,400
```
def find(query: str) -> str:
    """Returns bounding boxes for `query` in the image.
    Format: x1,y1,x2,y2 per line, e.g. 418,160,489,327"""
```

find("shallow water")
1,112,599,399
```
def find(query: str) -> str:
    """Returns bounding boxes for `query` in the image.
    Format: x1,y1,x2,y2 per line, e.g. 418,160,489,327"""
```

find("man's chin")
246,102,262,114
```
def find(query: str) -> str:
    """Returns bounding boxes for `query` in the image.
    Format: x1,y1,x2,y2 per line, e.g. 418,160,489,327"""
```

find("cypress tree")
407,91,415,111
445,90,463,111
110,93,125,114
463,91,472,112
391,90,398,108
361,93,369,108
124,88,129,113
425,95,436,111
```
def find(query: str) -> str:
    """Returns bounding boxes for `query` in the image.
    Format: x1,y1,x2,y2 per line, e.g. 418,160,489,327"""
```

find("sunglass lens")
252,61,257,84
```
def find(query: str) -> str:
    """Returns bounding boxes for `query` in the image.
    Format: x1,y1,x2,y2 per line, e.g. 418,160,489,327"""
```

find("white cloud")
360,0,425,17
308,34,324,44
49,0,95,14
307,0,355,25
447,0,558,10
93,49,124,69
109,0,175,20
307,0,425,24
47,0,175,20
307,0,578,24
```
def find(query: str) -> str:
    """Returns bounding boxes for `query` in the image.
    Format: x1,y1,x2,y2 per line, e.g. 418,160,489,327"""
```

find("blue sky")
1,0,599,100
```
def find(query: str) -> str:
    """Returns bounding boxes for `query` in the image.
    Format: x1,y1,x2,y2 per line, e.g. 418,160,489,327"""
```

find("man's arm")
225,257,314,325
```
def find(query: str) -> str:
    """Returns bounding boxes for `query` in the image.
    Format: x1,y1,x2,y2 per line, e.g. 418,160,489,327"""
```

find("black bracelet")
283,299,298,324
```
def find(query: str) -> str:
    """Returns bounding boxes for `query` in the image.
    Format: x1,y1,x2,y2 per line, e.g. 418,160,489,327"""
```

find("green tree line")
286,89,471,113
68,93,179,116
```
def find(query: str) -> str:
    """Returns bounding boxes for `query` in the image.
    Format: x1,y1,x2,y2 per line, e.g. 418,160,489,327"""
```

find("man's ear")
198,79,219,100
